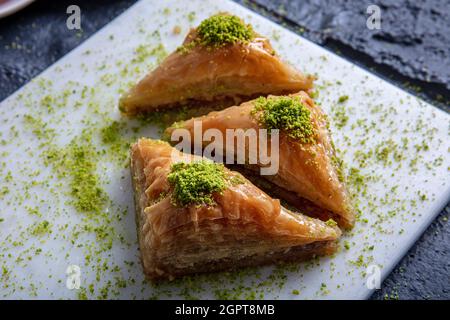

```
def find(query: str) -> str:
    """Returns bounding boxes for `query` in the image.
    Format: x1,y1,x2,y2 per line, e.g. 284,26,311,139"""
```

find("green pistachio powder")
168,161,228,206
196,14,254,47
0,8,447,300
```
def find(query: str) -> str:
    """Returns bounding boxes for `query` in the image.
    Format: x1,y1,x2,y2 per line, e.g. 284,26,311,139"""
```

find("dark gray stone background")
0,0,448,300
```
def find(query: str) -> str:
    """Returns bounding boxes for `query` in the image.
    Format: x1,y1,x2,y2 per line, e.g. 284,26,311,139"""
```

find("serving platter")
0,0,449,299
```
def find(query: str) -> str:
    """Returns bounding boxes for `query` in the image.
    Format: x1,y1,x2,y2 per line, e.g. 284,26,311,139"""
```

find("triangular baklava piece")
120,13,313,115
165,92,355,229
131,138,340,280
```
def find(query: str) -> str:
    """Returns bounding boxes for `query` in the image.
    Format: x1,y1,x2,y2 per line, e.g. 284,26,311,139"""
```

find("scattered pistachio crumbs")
253,96,316,143
332,105,349,129
0,31,170,298
167,161,229,206
31,220,52,236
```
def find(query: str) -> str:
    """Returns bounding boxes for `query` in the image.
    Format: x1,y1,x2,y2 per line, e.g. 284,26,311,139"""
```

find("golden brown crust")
130,139,340,281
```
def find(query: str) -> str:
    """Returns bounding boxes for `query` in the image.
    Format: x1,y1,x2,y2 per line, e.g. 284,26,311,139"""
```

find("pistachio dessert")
119,13,313,115
130,139,340,280
165,92,355,229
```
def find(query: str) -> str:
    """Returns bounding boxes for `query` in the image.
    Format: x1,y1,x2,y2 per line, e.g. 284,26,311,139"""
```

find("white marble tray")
0,0,449,299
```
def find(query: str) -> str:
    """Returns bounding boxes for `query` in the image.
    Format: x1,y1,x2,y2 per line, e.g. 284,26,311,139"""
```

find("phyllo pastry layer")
130,139,340,280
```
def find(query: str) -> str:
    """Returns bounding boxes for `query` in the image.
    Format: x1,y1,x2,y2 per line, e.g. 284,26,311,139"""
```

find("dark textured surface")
242,0,450,108
0,0,449,300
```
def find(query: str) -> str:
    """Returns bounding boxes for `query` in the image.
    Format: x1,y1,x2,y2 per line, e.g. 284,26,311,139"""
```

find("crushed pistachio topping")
44,141,107,213
252,96,316,143
30,220,52,236
196,14,254,47
167,161,228,206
